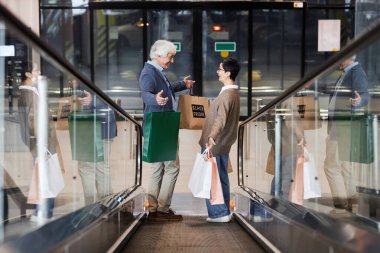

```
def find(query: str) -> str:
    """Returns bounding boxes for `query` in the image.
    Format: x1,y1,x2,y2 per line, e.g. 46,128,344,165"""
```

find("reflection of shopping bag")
188,150,213,199
178,94,209,130
27,152,65,204
27,160,39,204
210,158,224,205
143,112,180,162
336,114,374,164
295,95,321,130
265,145,275,175
303,148,321,199
289,154,304,205
56,97,72,130
68,112,104,162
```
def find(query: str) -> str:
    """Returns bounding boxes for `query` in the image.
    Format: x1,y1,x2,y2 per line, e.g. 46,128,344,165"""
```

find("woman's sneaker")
249,201,273,222
206,214,231,223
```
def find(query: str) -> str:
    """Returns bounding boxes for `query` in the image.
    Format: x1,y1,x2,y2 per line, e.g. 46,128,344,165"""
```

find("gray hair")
149,40,176,60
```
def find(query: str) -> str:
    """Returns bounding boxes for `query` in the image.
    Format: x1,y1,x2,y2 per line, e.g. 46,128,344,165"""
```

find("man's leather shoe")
148,209,183,221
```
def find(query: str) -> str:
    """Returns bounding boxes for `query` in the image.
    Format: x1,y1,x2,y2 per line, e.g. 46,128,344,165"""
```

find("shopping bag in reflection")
178,94,209,130
265,145,275,175
336,113,374,164
295,95,321,130
289,154,304,205
188,150,213,199
68,112,104,162
27,152,65,204
210,157,224,205
143,112,180,162
27,160,39,204
303,148,321,199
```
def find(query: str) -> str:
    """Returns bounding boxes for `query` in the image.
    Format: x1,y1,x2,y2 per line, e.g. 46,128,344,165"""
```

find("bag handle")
201,148,213,160
185,83,197,96
185,88,192,96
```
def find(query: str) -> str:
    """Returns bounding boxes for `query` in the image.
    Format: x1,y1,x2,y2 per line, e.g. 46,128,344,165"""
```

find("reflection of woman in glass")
199,58,240,222
268,99,305,202
18,63,61,222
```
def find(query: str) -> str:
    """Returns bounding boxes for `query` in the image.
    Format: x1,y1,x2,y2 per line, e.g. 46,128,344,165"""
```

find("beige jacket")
199,89,240,155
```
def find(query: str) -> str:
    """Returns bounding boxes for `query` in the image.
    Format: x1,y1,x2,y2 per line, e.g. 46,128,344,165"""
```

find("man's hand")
183,75,195,89
156,90,168,106
350,90,361,107
78,90,92,106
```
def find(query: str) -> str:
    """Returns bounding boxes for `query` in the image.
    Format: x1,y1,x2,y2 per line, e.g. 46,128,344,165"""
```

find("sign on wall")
318,19,341,52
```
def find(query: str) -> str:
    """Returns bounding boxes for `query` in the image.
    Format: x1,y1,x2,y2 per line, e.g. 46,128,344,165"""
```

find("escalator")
122,216,265,253
2,2,380,253
0,3,270,253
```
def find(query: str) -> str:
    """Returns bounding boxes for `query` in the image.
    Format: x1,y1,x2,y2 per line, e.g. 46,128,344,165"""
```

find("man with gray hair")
139,39,195,221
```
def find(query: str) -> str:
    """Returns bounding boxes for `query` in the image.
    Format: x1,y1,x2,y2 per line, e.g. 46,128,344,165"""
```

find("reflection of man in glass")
324,55,369,211
69,80,117,205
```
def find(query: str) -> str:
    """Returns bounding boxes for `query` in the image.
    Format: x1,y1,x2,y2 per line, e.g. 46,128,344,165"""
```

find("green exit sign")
215,42,236,52
173,42,181,52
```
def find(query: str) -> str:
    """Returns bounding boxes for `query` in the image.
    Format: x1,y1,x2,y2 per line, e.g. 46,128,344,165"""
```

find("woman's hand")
206,137,216,150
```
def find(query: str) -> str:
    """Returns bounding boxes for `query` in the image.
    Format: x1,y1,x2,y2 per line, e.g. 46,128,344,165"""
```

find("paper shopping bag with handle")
143,112,180,162
178,94,209,130
295,95,321,130
27,151,65,204
188,150,213,199
68,112,104,162
303,148,321,199
289,154,304,205
210,157,224,205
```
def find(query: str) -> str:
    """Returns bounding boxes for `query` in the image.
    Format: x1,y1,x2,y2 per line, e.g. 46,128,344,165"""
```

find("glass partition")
40,8,91,80
240,22,380,233
93,9,144,114
147,9,194,85
0,10,141,243
202,10,249,115
251,9,303,91
304,7,355,76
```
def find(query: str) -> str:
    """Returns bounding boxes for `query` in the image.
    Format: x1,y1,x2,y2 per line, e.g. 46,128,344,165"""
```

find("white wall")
0,0,39,35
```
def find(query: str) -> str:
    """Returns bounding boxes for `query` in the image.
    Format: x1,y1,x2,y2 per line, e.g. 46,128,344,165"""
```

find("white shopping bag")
188,150,213,199
28,151,65,204
42,152,65,198
303,148,321,199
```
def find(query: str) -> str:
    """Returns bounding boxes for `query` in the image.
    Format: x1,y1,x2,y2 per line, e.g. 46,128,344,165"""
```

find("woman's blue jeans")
270,155,297,199
34,198,55,218
205,154,230,218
